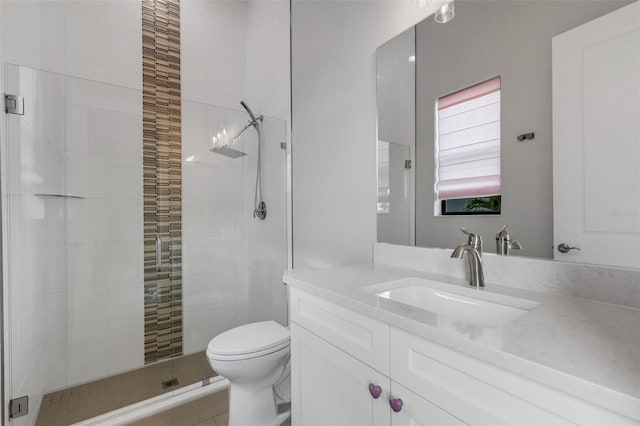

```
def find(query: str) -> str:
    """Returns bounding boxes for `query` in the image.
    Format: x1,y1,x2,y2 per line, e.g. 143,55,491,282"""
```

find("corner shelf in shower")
35,193,85,200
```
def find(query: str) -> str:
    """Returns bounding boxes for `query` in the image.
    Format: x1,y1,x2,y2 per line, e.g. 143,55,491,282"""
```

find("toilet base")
229,382,285,426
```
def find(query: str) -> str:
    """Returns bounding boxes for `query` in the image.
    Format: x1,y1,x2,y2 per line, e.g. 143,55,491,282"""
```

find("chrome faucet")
496,225,522,256
451,228,484,288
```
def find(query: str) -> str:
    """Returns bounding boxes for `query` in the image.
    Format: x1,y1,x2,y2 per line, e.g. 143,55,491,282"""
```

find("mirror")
376,0,639,268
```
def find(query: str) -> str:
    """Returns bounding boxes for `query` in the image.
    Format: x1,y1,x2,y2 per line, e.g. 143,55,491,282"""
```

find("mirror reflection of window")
434,76,502,216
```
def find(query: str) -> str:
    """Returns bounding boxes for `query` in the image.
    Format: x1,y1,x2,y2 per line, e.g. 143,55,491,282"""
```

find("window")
434,77,501,215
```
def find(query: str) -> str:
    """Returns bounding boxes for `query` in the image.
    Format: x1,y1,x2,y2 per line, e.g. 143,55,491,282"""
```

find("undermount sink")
367,277,538,327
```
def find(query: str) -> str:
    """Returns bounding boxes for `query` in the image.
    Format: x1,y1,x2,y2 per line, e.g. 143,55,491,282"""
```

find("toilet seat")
207,321,290,361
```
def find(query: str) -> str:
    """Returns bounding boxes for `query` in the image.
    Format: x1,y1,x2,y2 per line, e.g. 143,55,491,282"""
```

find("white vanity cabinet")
291,323,390,425
389,381,466,426
290,288,466,426
290,288,638,426
290,287,391,425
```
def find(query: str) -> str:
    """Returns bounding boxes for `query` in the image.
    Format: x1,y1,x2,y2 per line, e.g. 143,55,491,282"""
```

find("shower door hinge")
280,142,287,150
4,94,24,115
405,160,412,169
9,396,29,419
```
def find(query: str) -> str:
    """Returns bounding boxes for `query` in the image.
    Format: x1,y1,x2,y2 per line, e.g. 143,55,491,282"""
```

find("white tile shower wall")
180,106,289,352
181,100,251,354
245,0,290,122
181,0,248,110
373,243,640,308
180,0,291,349
3,65,144,426
242,119,288,326
1,0,142,90
180,0,250,354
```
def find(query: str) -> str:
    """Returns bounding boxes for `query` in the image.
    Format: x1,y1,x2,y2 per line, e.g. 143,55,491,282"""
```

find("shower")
212,101,267,220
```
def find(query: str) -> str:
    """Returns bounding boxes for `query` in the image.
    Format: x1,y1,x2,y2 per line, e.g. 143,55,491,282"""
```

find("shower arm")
210,100,267,220
227,116,263,146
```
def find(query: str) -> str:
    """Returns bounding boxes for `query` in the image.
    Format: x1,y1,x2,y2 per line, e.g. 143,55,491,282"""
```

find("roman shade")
435,77,501,200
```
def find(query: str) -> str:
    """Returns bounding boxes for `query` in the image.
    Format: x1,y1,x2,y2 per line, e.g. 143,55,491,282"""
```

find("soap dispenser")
496,225,522,255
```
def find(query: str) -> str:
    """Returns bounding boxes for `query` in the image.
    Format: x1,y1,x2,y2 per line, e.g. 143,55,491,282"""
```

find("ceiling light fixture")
435,1,455,23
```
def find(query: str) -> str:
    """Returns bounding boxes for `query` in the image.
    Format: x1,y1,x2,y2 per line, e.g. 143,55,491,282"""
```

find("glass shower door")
3,64,288,425
3,64,187,425
377,140,412,245
180,100,289,352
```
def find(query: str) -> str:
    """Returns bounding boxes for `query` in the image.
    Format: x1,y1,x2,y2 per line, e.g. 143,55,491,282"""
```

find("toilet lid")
207,321,290,357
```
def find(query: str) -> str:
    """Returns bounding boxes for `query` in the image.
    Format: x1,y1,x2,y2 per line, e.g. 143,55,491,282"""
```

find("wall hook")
517,132,535,142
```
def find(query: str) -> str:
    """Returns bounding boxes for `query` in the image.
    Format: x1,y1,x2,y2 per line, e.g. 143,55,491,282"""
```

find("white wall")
291,0,438,269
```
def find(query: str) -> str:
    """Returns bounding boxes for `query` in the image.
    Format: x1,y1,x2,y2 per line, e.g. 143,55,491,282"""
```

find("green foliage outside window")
463,195,501,213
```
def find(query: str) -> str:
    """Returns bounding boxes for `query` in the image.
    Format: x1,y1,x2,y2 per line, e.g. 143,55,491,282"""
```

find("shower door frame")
1,36,8,424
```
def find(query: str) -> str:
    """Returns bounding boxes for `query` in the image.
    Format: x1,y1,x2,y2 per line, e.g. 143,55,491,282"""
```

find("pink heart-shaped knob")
368,383,382,399
389,397,404,413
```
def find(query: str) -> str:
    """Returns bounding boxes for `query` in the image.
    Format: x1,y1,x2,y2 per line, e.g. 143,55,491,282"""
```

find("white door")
291,323,390,426
552,2,640,268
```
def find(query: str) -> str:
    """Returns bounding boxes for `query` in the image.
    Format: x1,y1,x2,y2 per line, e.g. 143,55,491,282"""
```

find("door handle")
557,243,581,254
156,235,162,271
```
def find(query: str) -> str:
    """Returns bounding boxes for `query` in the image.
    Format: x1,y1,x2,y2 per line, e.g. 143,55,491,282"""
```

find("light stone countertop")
283,262,640,421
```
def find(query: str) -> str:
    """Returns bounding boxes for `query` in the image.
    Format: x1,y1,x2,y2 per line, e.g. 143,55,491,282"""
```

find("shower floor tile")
36,351,216,426
128,391,292,426
128,390,229,426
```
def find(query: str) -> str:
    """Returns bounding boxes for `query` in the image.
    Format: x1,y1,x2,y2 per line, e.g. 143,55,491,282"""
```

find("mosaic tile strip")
142,0,183,364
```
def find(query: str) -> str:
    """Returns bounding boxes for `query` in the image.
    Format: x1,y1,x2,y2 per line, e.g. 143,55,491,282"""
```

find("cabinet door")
390,381,467,426
290,288,390,374
390,327,579,425
291,323,390,426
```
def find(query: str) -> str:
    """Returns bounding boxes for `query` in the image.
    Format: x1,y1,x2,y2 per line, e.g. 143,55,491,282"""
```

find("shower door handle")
155,235,162,271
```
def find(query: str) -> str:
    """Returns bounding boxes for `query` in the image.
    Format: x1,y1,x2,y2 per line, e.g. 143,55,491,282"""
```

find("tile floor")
36,352,216,426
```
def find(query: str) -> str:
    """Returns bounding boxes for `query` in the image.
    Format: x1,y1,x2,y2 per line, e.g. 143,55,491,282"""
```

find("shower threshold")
76,376,229,426
36,351,219,426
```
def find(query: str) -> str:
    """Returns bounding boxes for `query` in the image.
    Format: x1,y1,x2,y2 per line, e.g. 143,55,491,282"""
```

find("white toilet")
206,321,291,426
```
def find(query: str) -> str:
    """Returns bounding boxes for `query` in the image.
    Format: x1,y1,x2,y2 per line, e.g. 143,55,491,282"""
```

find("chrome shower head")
211,101,261,159
211,145,247,158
